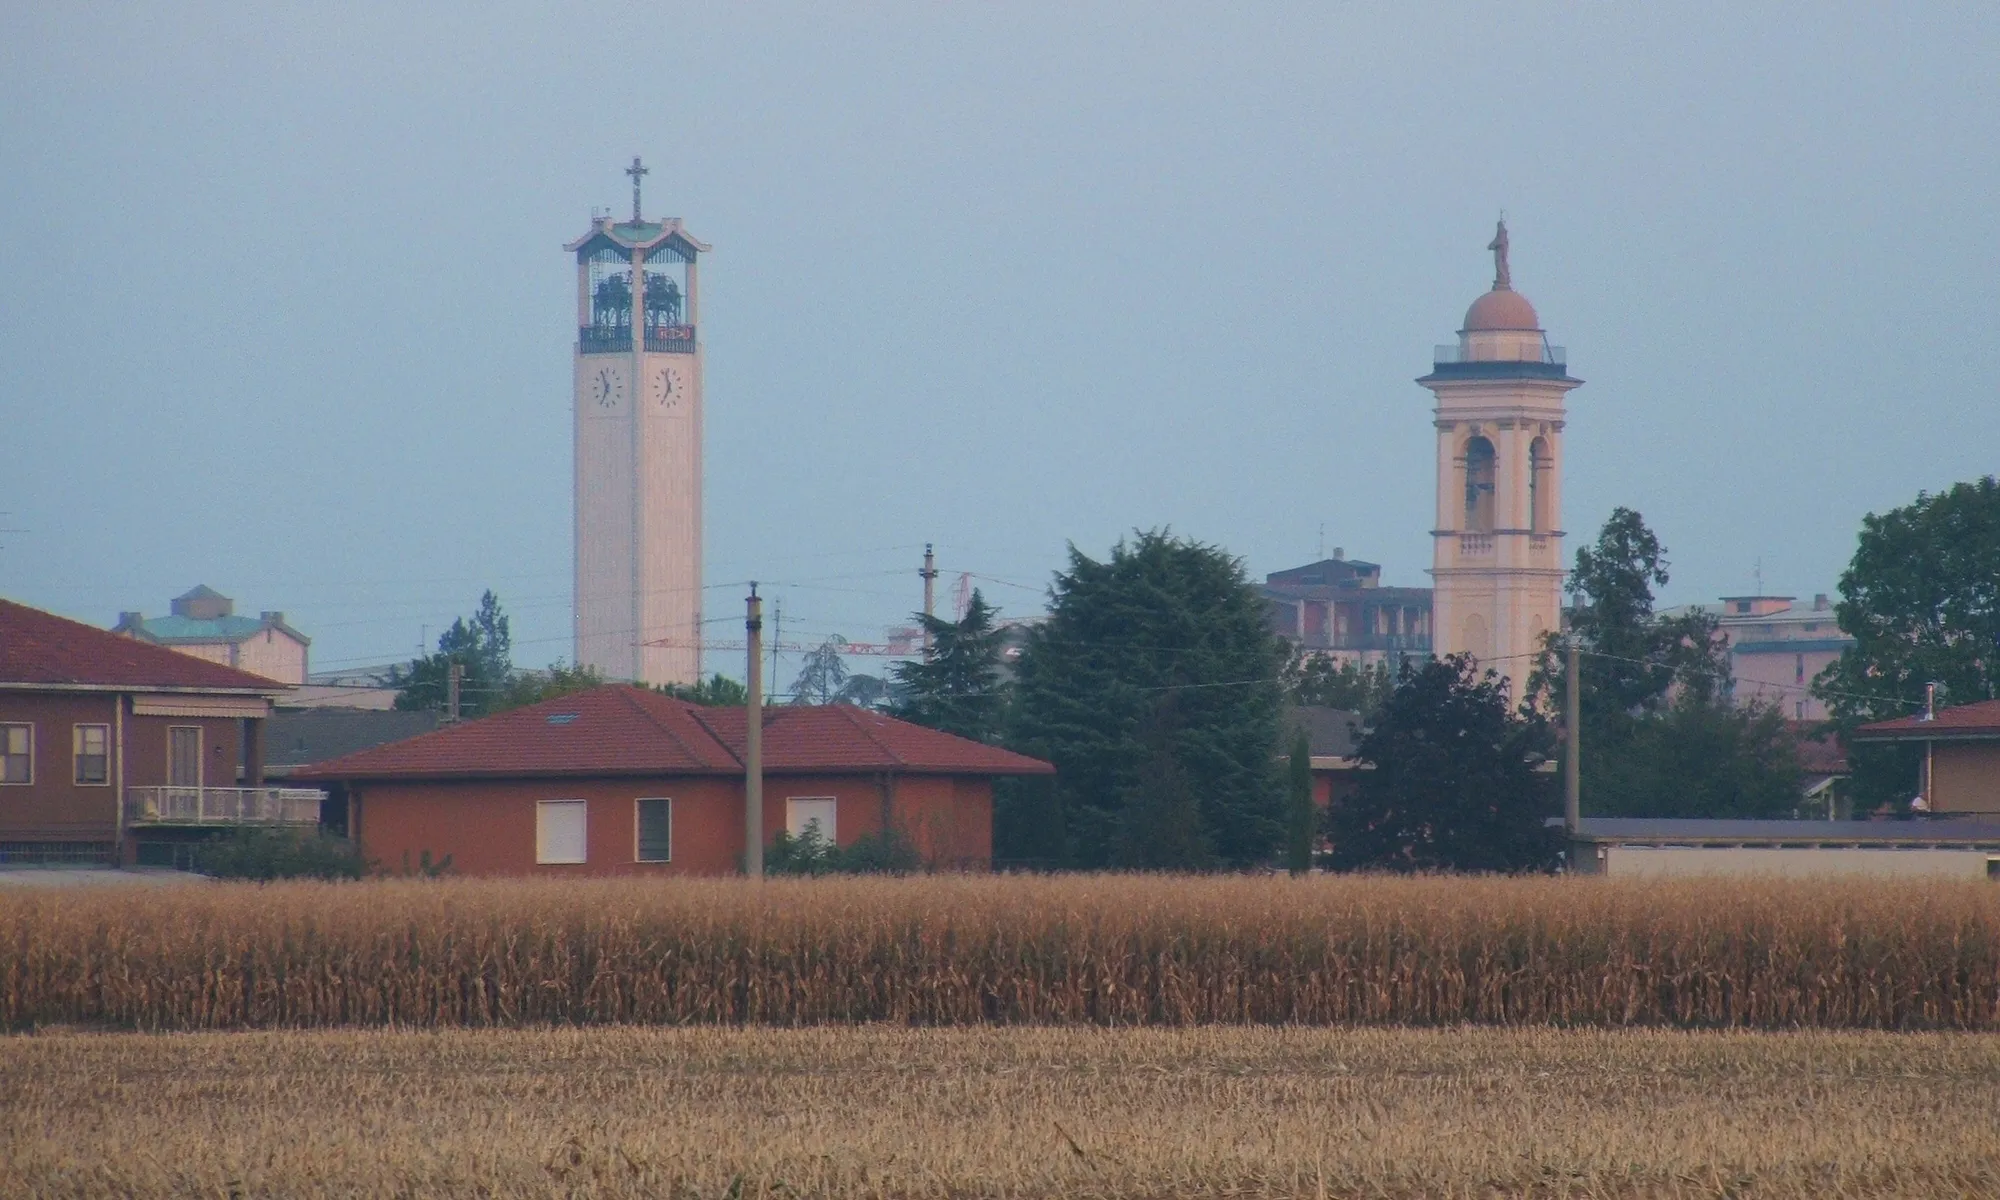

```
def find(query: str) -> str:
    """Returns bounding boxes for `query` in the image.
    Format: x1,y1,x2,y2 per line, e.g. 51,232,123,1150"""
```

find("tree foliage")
658,673,750,707
1816,477,2000,808
391,591,513,718
1283,648,1395,718
1330,655,1560,873
1008,530,1286,869
1534,508,1800,819
891,590,1007,742
495,660,603,713
790,637,849,705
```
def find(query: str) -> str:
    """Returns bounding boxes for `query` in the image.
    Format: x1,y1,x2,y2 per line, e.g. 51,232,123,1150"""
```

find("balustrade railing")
1459,533,1495,555
644,325,696,353
124,786,324,827
578,325,631,354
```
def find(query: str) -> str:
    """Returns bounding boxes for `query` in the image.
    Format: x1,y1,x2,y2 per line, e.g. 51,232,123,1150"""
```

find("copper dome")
1462,287,1540,332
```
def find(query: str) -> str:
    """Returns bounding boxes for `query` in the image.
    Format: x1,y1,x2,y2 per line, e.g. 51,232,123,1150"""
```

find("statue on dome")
1488,219,1511,290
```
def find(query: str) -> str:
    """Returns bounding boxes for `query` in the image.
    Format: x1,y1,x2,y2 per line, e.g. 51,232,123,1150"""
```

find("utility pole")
446,662,464,724
1919,681,1938,815
920,543,939,658
1564,635,1581,835
745,584,764,879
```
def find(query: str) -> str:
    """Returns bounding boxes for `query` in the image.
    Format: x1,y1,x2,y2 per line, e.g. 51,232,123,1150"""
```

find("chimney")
1332,547,1345,560
116,611,142,631
261,611,284,624
1814,593,1829,611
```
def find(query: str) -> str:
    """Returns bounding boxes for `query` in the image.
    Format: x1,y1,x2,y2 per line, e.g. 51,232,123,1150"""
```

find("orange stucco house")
294,684,1052,875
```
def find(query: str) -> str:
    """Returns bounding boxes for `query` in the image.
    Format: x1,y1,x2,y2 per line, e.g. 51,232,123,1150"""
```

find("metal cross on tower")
626,156,649,222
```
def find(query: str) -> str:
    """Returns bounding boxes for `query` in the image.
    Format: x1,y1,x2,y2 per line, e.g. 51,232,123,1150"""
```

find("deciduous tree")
1331,655,1560,873
1534,509,1800,819
1816,477,2000,808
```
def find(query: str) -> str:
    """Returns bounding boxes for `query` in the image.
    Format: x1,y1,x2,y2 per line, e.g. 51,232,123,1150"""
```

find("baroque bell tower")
565,158,708,685
1419,221,1581,681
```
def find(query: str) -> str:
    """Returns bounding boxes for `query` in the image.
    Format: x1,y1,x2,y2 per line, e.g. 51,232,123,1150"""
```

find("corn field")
5,874,2000,1031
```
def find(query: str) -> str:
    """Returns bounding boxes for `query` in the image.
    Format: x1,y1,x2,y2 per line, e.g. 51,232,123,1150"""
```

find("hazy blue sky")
4,4,1997,682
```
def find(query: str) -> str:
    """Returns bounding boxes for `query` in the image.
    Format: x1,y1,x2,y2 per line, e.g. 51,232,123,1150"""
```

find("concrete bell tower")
1419,220,1581,681
565,158,708,685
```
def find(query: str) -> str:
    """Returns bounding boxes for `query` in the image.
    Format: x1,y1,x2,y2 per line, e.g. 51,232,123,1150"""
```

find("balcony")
1425,342,1572,380
124,786,324,828
578,325,631,354
579,324,698,355
1459,534,1495,556
645,324,696,354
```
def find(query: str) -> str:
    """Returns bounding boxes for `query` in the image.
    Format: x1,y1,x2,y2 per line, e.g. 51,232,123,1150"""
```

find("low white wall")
1602,845,1995,880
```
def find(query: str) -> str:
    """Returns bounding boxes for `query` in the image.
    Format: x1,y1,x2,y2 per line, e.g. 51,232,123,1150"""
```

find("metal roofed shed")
1561,817,2000,879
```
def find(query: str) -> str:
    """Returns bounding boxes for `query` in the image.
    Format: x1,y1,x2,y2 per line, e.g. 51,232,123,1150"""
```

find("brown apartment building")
0,598,319,865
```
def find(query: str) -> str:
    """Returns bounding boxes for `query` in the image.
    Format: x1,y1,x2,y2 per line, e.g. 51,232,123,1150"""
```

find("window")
1462,437,1496,533
787,796,837,843
1795,654,1806,684
74,725,109,785
536,799,588,864
1,724,31,784
636,798,672,862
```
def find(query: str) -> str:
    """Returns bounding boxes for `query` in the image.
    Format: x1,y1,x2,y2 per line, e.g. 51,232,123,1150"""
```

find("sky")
3,3,1998,685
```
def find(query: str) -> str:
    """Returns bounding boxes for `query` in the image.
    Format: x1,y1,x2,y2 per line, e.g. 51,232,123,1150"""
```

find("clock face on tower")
648,363,689,411
589,365,625,411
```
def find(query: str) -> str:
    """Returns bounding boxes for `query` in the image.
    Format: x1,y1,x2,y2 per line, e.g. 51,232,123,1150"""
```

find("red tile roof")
294,684,1054,781
692,702,1055,777
0,597,286,693
1855,699,2000,741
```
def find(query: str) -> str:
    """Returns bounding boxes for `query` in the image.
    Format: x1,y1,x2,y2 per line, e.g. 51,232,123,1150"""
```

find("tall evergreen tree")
891,589,1007,742
392,591,513,718
1331,655,1560,873
1009,530,1286,869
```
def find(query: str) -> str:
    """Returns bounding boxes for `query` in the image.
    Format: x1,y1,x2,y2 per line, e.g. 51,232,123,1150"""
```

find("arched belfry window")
1529,436,1553,532
1463,436,1496,532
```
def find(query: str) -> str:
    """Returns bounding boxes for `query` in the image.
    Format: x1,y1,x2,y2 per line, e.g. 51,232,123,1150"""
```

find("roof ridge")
617,684,726,767
835,703,908,769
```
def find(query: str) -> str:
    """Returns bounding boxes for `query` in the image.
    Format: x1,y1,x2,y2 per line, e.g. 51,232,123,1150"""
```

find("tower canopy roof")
565,217,710,261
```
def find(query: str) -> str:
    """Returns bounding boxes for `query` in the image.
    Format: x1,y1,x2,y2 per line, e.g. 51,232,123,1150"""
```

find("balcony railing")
579,325,698,355
1433,342,1566,367
1459,533,1495,555
579,325,631,354
645,324,696,354
124,786,324,827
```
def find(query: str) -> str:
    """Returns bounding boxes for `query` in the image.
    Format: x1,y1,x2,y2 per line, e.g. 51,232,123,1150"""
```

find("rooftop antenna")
1753,556,1764,598
1318,522,1325,561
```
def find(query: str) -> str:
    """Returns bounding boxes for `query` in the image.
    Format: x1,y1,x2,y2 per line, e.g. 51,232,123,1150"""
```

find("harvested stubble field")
6,874,2000,1030
4,1025,1998,1198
